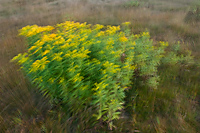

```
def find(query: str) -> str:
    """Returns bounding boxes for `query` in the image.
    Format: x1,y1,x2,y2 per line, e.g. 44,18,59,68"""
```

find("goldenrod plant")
11,21,192,129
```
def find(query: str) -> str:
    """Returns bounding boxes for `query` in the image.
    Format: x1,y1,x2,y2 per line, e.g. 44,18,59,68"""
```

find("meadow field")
0,0,200,132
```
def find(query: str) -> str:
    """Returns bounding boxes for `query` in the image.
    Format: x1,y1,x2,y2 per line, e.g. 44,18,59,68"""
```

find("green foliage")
11,22,136,129
11,21,193,130
161,41,194,66
123,0,140,8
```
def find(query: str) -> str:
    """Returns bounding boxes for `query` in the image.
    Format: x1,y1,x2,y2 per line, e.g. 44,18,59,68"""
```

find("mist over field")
0,0,200,132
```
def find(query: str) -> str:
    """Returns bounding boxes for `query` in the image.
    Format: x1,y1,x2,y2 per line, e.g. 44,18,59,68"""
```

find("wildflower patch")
12,21,170,129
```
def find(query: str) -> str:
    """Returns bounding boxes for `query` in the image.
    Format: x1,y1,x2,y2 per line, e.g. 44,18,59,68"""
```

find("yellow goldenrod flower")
111,51,115,54
93,81,108,91
44,26,54,31
106,45,114,50
60,43,70,49
119,36,128,42
48,78,55,83
159,41,168,46
30,60,40,72
19,25,54,37
29,56,49,72
81,85,88,90
64,53,70,57
53,52,63,61
130,65,136,70
102,70,107,74
35,41,44,47
133,34,140,39
79,37,86,42
49,34,57,38
132,41,136,46
103,61,110,67
40,56,50,70
66,39,72,43
142,32,150,38
123,65,130,69
68,34,76,39
59,77,65,84
95,31,105,37
122,22,131,26
28,46,37,51
32,47,42,55
18,56,28,65
83,49,91,54
107,38,114,45
11,54,21,62
94,24,104,30
72,73,83,83
68,67,75,73
42,50,50,56
42,34,55,42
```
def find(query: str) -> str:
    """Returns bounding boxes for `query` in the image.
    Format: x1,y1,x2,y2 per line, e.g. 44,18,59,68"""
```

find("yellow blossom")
72,73,83,83
32,47,42,55
11,53,22,62
28,46,37,51
132,41,136,46
111,51,115,54
18,56,29,65
33,76,43,83
142,32,150,37
42,50,50,56
81,85,88,90
94,24,104,30
60,43,70,49
64,53,70,57
49,78,55,83
30,60,40,72
130,65,136,70
106,25,120,35
122,22,131,26
68,68,74,73
133,34,140,39
53,52,63,61
40,56,50,70
107,38,114,45
119,36,128,42
93,82,108,91
20,25,54,37
29,56,49,72
59,77,65,84
49,34,57,38
159,41,168,46
95,31,105,37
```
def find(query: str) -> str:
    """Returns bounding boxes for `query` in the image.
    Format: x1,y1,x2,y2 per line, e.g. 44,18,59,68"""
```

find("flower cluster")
12,21,168,128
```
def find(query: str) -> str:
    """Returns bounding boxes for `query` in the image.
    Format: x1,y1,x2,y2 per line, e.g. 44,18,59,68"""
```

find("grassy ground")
0,0,200,132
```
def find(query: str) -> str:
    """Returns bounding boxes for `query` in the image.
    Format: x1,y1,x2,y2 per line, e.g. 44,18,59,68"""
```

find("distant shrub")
123,0,140,8
185,6,200,23
12,21,191,129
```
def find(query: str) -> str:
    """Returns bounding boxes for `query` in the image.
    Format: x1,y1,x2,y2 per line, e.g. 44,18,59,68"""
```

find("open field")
0,0,200,132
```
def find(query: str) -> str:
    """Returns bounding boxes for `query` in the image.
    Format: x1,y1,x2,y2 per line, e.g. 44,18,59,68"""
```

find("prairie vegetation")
0,0,200,132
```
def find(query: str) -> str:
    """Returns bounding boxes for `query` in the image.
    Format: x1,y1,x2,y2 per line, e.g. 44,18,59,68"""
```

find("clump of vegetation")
11,21,194,131
123,0,140,8
185,5,200,23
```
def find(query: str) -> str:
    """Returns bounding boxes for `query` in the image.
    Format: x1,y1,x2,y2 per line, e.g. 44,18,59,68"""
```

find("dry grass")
0,0,200,132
